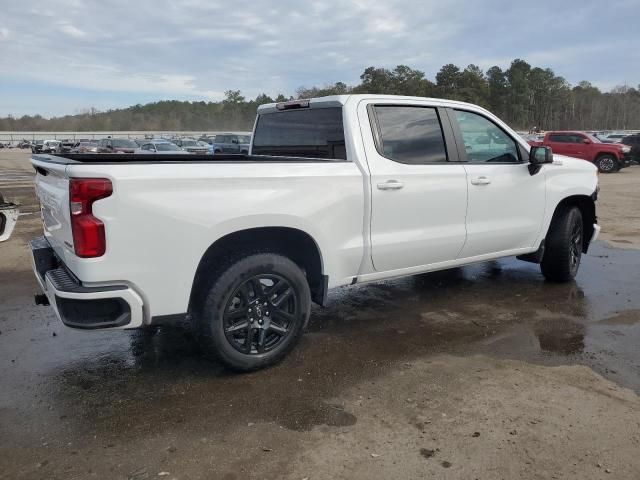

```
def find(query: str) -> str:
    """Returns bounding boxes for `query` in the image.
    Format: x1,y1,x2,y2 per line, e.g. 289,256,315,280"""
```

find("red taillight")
69,178,112,258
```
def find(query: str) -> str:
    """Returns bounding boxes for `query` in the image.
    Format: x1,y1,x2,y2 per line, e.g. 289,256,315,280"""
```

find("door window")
455,110,520,163
372,106,448,164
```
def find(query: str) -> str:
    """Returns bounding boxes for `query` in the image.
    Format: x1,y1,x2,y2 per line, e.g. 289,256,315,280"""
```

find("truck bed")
32,153,346,165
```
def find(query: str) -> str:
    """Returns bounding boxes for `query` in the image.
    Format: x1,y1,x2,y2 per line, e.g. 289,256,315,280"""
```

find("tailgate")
32,158,73,260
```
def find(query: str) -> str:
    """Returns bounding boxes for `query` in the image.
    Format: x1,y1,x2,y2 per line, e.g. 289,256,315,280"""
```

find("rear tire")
196,253,310,372
541,206,583,282
596,154,619,173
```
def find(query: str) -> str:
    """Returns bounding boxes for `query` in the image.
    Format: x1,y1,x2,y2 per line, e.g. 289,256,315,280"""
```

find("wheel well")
596,152,618,161
553,195,596,253
189,227,326,312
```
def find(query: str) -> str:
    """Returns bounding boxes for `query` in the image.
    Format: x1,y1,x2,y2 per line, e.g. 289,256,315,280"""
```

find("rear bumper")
30,236,144,330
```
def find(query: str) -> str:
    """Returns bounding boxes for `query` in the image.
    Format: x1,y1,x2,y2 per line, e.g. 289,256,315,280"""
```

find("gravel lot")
1,150,639,480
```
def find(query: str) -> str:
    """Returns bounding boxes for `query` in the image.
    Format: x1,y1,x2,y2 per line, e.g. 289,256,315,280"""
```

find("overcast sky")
1,0,638,118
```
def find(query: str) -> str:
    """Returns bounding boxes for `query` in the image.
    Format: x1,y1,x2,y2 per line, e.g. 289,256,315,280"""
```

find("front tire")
196,253,311,371
541,206,583,282
596,155,619,173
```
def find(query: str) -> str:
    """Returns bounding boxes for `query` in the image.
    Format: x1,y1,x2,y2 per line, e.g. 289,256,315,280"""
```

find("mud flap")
517,241,545,264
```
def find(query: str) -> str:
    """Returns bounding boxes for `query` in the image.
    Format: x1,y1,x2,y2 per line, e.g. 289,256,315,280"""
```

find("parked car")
30,95,600,371
529,131,631,173
173,138,209,154
70,141,98,153
31,140,44,153
96,138,138,153
211,133,251,154
621,134,640,163
602,133,628,143
136,140,190,154
42,140,62,153
0,193,19,242
198,135,217,145
17,140,32,149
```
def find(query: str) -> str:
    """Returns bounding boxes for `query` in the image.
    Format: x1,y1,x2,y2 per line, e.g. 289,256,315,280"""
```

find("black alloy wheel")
223,274,298,354
196,253,311,371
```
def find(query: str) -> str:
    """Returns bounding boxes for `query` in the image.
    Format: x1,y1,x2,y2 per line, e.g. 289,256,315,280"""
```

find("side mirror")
528,146,553,175
582,138,591,144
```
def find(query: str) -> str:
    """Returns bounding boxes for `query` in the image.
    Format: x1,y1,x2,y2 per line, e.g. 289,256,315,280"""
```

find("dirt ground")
1,150,639,480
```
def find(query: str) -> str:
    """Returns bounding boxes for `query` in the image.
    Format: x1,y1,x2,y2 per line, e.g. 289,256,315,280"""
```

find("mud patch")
278,402,357,432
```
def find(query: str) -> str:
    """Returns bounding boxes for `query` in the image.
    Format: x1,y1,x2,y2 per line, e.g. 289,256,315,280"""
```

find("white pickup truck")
30,95,600,371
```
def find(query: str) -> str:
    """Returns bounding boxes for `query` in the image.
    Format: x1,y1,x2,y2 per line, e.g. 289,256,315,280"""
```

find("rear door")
362,101,468,272
546,133,579,157
451,109,546,257
219,135,234,153
567,133,590,160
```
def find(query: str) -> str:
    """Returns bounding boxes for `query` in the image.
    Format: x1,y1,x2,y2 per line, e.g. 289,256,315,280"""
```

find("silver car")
135,140,190,155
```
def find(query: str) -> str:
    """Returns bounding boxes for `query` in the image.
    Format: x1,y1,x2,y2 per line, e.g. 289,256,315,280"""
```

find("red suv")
530,131,631,173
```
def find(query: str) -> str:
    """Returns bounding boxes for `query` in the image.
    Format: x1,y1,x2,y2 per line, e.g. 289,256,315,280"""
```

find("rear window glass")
374,106,448,164
252,107,346,160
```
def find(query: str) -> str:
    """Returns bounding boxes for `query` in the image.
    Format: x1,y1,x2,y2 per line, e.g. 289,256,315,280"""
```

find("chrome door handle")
470,176,491,185
377,180,404,190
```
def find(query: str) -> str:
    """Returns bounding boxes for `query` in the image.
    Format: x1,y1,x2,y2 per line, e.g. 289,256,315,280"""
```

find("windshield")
238,135,251,144
181,140,197,146
155,143,181,151
113,139,138,148
585,133,601,143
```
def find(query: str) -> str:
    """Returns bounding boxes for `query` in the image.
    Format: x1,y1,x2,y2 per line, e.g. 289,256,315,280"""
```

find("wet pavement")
1,240,639,478
1,154,639,478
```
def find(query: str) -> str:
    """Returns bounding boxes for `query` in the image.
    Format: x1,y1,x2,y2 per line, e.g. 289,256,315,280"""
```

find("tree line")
1,59,638,132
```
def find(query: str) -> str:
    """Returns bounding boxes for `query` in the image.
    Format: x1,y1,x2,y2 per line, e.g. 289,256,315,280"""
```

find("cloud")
59,23,87,38
0,0,638,117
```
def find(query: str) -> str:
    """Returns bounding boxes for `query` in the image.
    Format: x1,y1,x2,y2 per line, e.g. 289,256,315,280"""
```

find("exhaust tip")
34,293,50,306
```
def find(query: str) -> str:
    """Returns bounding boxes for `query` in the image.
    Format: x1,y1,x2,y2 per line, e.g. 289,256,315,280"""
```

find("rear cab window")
252,107,346,160
371,105,448,164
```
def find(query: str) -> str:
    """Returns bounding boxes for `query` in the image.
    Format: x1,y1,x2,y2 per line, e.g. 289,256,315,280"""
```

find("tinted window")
455,110,519,163
112,139,137,148
156,143,180,151
549,134,570,143
373,106,448,164
252,107,346,159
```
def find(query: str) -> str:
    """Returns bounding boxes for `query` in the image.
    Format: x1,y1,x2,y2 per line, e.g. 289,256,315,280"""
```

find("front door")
451,109,546,258
363,102,468,272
